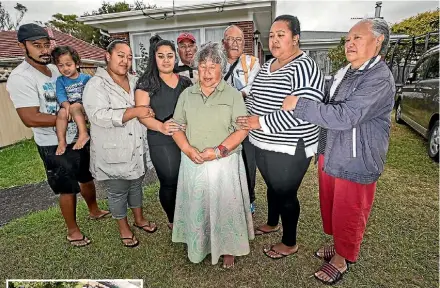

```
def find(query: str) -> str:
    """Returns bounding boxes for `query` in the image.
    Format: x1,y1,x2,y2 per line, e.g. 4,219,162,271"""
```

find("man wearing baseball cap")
6,23,109,247
173,32,198,83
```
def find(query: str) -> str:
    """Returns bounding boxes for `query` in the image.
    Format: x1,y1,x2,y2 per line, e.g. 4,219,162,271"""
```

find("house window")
131,26,230,72
132,29,200,72
205,26,227,43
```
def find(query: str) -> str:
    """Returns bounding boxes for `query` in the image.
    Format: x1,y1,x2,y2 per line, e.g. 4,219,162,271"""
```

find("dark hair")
273,15,301,37
51,46,81,65
136,34,176,96
105,39,130,64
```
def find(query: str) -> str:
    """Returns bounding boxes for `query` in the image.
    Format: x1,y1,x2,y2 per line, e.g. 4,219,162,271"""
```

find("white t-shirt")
7,61,78,146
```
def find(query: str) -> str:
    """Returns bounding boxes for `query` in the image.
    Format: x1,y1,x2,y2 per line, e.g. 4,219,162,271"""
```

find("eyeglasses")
224,37,243,44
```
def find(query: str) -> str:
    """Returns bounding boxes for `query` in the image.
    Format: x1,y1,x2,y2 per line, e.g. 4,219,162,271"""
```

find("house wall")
110,20,263,71
231,21,254,55
0,62,102,147
0,81,33,148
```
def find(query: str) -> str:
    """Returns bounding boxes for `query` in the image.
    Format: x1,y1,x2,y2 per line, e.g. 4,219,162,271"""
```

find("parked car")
395,45,439,162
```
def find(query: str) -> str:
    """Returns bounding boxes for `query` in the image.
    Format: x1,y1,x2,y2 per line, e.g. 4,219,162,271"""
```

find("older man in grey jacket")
282,19,395,285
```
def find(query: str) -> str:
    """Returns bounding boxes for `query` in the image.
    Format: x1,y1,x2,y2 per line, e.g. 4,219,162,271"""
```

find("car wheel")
428,120,439,162
395,101,404,124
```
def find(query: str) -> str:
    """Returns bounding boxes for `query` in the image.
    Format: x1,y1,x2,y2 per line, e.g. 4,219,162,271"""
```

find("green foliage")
47,14,100,45
47,1,156,48
391,8,440,36
135,42,149,75
0,2,27,30
328,37,348,73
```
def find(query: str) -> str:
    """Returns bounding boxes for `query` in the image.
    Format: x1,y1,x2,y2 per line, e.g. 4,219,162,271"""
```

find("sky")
2,0,439,32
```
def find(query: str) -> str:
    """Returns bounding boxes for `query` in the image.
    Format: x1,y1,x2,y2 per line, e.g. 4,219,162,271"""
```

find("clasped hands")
185,147,218,164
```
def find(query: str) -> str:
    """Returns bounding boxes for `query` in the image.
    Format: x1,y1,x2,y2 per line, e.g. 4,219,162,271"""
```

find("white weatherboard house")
78,0,276,72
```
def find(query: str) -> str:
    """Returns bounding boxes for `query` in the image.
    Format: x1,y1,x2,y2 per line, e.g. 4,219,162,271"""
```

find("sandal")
314,262,349,285
133,221,157,233
121,234,139,248
255,226,280,236
67,235,91,247
314,245,356,264
89,211,111,220
263,245,298,260
314,245,336,262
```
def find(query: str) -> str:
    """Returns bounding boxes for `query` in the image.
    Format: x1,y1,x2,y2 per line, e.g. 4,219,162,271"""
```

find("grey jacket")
83,68,145,181
293,56,395,184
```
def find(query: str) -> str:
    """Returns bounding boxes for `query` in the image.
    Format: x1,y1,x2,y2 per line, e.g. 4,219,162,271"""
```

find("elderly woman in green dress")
171,42,254,269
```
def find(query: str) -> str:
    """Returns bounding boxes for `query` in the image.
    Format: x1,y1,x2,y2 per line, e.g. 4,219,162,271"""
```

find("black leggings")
242,137,256,203
255,142,311,246
148,141,181,223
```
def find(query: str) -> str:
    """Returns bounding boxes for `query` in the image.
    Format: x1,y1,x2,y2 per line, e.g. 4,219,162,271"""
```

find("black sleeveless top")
137,75,192,146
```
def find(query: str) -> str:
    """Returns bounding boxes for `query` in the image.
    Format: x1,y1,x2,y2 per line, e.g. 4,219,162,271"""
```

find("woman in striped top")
237,15,324,259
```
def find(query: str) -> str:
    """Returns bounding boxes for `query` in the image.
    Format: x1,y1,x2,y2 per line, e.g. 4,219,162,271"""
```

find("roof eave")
77,0,273,25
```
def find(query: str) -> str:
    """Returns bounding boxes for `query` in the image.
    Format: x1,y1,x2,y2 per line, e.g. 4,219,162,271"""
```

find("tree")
391,8,439,36
135,42,149,75
0,2,27,30
48,1,156,48
328,37,348,73
47,13,99,44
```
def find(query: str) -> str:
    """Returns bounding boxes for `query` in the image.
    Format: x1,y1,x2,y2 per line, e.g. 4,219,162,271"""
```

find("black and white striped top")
246,53,324,157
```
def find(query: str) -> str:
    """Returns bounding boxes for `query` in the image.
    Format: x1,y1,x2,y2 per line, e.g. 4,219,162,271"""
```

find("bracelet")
214,146,221,160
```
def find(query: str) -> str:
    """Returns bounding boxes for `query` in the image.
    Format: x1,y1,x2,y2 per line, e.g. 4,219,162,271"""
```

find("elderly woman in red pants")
282,18,395,285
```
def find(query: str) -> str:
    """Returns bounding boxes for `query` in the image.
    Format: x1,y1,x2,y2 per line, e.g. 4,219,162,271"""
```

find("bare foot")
56,142,67,155
222,255,235,269
167,223,173,230
73,134,90,150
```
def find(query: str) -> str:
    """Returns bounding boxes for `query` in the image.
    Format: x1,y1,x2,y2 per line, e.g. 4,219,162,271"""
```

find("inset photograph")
7,280,143,288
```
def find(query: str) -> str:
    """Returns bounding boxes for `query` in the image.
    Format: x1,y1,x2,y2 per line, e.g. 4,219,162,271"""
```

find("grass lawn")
0,115,438,287
0,139,46,189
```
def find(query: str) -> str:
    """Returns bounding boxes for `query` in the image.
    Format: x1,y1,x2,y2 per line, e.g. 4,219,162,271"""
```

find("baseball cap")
177,32,196,44
17,23,55,43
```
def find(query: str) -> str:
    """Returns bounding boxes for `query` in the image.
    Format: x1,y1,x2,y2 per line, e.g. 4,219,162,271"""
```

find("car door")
418,52,440,133
401,56,430,123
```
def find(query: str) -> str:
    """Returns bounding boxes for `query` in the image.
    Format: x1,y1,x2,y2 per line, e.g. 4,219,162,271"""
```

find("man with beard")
6,24,109,247
173,32,198,83
222,25,260,214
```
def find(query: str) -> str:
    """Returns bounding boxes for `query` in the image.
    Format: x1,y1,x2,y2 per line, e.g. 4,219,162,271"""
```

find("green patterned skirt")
172,151,255,264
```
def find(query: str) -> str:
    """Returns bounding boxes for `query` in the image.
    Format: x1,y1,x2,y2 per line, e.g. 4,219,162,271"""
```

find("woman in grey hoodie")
83,40,158,248
282,19,395,285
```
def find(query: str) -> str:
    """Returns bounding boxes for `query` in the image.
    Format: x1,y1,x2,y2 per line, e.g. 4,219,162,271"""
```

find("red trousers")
318,155,376,262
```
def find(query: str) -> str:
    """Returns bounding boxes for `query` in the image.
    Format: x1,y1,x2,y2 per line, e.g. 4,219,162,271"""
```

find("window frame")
424,52,439,80
130,25,229,72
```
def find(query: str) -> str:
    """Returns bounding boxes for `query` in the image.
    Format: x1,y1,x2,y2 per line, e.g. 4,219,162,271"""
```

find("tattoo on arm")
218,145,229,157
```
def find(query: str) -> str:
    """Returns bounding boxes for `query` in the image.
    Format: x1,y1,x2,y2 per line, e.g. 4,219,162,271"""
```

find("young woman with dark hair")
135,35,193,230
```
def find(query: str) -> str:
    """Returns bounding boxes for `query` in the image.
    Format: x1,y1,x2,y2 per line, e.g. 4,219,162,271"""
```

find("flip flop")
67,235,91,247
314,261,349,285
255,226,280,236
89,211,111,220
133,221,158,233
121,234,139,248
263,245,298,260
